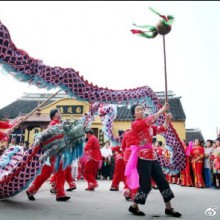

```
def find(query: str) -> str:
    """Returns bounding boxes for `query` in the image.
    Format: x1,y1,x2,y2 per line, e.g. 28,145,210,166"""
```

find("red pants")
28,164,53,195
78,160,86,179
77,154,88,179
166,174,172,183
65,166,76,187
111,159,125,189
50,165,76,189
84,159,99,187
28,162,66,198
55,163,66,198
151,179,157,187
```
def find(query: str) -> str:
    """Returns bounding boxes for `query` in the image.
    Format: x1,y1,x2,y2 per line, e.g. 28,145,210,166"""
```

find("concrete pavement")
0,179,220,220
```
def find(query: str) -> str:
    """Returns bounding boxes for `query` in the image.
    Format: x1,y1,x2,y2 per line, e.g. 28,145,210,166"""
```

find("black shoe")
56,196,71,201
109,188,119,191
152,186,158,190
125,197,131,201
50,189,56,194
66,187,77,192
165,208,182,217
128,205,145,216
26,191,35,201
85,188,95,191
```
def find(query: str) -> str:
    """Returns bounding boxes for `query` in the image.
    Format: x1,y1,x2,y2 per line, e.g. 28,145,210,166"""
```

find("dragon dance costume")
0,19,186,200
84,134,102,190
110,145,125,191
27,119,69,199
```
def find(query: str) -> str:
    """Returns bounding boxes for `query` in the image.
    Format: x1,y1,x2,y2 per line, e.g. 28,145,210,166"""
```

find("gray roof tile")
186,129,205,144
0,100,53,119
116,98,186,121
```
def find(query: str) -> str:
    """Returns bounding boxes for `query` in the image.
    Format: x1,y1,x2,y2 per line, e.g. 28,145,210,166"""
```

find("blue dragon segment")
34,119,85,172
0,144,44,200
0,62,57,91
0,146,24,170
0,119,85,200
161,145,180,175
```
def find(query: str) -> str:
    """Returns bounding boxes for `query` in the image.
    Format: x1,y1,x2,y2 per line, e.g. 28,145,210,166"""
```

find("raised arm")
163,113,173,130
152,103,169,122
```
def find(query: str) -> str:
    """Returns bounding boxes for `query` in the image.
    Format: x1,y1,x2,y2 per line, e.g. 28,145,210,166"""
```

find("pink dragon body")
0,21,186,199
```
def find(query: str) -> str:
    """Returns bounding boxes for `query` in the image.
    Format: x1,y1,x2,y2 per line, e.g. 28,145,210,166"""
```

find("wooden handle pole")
11,89,62,129
163,35,168,103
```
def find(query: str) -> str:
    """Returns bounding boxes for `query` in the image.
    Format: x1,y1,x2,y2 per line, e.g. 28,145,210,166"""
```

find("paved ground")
0,180,220,220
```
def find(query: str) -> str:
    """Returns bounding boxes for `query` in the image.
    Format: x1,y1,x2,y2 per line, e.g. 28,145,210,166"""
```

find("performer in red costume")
109,143,126,191
0,121,14,141
127,103,181,217
26,108,71,201
50,165,76,193
190,139,205,188
180,140,193,187
83,128,102,191
77,152,88,180
48,110,77,192
0,117,25,141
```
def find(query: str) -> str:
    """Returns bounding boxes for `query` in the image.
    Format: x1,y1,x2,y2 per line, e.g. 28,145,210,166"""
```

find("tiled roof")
0,100,53,119
186,129,205,144
160,98,186,121
115,98,186,121
0,97,186,122
115,106,132,121
25,113,51,122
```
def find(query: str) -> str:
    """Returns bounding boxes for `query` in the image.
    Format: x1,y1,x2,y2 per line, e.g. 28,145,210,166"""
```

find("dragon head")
62,119,85,143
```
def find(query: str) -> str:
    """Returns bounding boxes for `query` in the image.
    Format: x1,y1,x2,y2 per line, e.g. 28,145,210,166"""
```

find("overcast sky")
0,1,219,140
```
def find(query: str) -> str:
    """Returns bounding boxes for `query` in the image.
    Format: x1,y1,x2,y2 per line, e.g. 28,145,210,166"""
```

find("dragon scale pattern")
0,22,186,199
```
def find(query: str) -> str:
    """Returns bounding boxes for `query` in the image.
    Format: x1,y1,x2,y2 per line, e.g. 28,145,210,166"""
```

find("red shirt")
190,146,204,163
0,121,12,141
0,121,12,129
128,116,167,160
111,146,123,161
48,119,60,127
111,146,122,153
121,129,132,161
121,130,131,151
155,147,163,156
0,132,8,141
84,135,102,162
